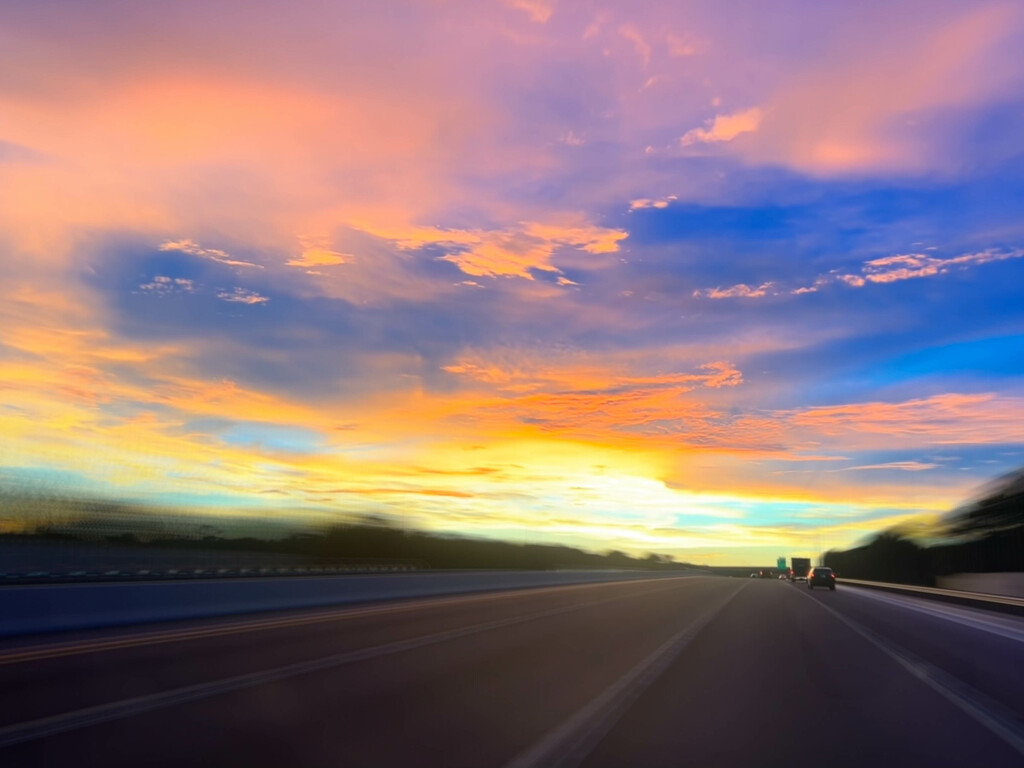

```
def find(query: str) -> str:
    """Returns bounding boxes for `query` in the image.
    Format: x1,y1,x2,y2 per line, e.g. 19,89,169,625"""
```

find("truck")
790,557,811,582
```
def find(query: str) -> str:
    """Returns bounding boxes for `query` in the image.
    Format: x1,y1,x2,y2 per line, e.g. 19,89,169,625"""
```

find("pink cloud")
737,4,1024,174
505,0,555,24
842,461,939,472
694,248,1023,299
160,240,263,269
693,282,774,299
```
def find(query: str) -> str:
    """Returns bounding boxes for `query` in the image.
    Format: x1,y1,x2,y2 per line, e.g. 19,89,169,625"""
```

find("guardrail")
0,560,430,586
839,577,1024,615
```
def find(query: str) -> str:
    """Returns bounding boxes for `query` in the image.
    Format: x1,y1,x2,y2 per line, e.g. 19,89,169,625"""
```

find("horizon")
2,0,1023,566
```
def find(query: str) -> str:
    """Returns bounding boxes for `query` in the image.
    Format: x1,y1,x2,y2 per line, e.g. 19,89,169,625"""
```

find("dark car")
808,566,836,590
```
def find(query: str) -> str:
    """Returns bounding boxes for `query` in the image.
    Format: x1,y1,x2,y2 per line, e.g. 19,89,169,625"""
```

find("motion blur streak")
0,579,685,748
0,578,664,666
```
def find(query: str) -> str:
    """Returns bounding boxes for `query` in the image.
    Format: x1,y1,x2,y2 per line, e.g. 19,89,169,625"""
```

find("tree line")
1,500,692,572
824,467,1024,585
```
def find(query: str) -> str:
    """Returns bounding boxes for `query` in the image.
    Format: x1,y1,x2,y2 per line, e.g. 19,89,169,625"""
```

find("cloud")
440,231,562,280
444,353,743,396
693,248,1024,299
842,461,939,472
138,276,196,295
791,278,830,295
159,240,263,269
629,195,677,210
853,249,1024,284
439,351,746,451
785,393,1024,449
620,25,652,68
693,282,774,299
833,274,866,288
505,0,554,24
736,4,1024,174
522,221,628,255
356,217,627,281
286,248,349,268
666,33,704,57
681,108,763,147
216,288,269,304
2,0,1022,564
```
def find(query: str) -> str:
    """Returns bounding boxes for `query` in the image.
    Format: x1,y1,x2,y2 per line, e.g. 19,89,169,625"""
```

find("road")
0,576,1022,767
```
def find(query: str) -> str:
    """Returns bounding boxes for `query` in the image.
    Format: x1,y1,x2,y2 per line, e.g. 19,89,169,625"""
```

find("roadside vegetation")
0,497,691,574
825,468,1024,585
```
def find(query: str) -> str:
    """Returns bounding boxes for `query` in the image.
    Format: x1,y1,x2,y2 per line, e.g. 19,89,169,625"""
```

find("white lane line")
503,580,749,768
841,585,1024,644
0,579,689,749
0,577,690,666
804,590,1024,759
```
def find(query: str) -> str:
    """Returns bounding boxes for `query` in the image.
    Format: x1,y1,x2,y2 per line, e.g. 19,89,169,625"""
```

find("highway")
0,576,1022,767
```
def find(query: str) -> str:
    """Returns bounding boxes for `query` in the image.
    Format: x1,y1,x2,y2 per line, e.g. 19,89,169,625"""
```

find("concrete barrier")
0,570,689,638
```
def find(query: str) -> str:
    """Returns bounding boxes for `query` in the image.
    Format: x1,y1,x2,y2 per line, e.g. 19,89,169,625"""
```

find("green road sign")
777,557,787,571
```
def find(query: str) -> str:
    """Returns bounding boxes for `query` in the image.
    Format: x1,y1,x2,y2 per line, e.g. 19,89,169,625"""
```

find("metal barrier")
840,577,1024,611
0,560,430,586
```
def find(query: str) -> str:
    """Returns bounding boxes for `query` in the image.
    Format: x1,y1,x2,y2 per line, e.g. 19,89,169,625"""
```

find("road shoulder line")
842,585,1024,644
802,589,1024,759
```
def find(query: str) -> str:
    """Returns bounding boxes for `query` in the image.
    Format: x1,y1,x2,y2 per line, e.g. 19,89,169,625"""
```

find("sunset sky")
2,0,1023,564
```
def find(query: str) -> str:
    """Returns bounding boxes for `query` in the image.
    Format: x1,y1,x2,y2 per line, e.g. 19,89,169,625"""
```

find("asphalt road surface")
1,576,1022,767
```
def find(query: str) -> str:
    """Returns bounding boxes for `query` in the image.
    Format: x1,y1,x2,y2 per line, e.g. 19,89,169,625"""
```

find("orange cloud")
681,107,763,146
786,393,1024,448
443,348,742,394
2,1,1020,565
352,217,627,281
286,248,350,268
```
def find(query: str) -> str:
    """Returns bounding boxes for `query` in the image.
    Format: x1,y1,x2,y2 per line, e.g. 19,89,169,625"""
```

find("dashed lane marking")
502,580,749,768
